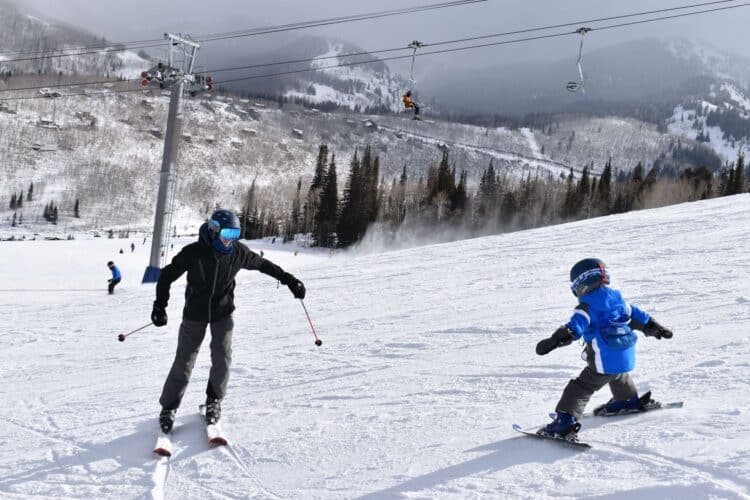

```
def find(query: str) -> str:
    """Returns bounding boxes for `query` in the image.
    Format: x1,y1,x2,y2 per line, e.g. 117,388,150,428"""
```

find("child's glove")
536,326,575,355
643,318,672,339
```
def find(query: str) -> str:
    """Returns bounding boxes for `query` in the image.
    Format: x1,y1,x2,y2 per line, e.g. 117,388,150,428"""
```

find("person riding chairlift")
402,90,420,120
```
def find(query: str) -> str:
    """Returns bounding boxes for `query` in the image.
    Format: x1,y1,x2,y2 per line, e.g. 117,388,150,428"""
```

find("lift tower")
141,34,207,283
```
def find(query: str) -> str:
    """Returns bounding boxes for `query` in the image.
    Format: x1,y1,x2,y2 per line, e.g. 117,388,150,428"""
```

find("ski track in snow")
1,195,750,498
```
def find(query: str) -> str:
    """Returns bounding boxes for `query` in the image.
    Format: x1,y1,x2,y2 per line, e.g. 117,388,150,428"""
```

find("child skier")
402,90,420,120
151,209,306,434
535,258,673,437
107,261,121,294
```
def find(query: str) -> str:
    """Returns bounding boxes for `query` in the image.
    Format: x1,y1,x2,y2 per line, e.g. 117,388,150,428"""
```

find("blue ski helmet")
570,258,610,297
208,209,241,241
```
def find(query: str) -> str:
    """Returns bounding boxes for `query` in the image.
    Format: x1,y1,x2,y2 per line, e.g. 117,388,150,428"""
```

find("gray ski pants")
555,343,637,419
159,315,234,411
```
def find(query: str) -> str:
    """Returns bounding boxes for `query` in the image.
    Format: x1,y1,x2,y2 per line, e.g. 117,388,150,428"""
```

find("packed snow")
1,195,750,499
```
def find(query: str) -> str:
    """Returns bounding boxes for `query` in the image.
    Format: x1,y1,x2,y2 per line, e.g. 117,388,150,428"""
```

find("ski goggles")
219,227,241,240
570,267,609,297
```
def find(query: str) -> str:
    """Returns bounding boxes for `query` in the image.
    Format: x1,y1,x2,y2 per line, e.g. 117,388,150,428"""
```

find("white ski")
153,431,173,457
199,404,228,447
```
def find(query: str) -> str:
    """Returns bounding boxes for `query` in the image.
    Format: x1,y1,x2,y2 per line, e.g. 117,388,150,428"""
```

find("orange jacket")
402,94,414,108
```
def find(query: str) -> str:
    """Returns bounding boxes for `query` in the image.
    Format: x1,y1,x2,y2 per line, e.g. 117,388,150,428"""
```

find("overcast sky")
13,0,750,74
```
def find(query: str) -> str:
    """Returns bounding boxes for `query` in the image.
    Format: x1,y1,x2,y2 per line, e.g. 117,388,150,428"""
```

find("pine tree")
27,182,33,202
74,198,80,218
732,153,745,194
337,150,362,247
577,165,590,215
725,166,735,196
11,212,16,227
52,205,58,224
304,145,328,235
10,193,16,210
597,158,613,214
314,155,339,247
310,144,328,190
451,170,468,213
17,191,23,208
562,168,578,219
287,177,302,241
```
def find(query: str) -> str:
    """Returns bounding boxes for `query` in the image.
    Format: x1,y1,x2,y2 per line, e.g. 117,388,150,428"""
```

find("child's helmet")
107,261,114,268
570,258,610,297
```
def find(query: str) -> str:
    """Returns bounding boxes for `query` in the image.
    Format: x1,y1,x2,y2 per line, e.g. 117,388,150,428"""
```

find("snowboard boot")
594,391,657,416
205,398,221,425
540,412,580,437
159,408,176,434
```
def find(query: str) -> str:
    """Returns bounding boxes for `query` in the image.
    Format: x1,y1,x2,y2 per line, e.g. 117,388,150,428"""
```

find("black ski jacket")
155,223,292,322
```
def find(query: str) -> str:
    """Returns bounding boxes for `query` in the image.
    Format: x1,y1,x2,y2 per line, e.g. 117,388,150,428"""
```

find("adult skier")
402,90,420,120
107,261,121,294
151,209,306,434
535,258,673,437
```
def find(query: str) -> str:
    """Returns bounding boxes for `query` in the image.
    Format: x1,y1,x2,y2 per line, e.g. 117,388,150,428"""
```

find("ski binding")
512,423,591,449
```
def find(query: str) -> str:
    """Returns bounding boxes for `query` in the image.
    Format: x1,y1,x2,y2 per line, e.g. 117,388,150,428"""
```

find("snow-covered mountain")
0,0,147,79
1,194,749,498
1,86,715,234
667,81,750,161
217,35,408,113
0,3,738,235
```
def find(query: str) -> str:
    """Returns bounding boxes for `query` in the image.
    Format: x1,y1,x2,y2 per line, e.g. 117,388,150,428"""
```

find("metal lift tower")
141,34,208,283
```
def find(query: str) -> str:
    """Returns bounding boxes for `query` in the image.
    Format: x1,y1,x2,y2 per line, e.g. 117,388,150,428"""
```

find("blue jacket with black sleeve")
110,265,122,281
566,286,650,375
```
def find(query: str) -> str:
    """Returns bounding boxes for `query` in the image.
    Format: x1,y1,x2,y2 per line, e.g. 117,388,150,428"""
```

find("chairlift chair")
566,27,591,94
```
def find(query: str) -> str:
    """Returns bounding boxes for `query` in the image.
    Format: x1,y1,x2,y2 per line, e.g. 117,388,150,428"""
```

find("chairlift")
403,40,425,119
566,28,591,93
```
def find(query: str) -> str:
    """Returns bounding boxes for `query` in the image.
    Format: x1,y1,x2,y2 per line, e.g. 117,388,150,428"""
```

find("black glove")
536,326,575,355
643,318,672,339
151,303,168,327
288,276,306,299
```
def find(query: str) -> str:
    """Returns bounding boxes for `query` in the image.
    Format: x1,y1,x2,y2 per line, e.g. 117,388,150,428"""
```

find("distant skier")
107,261,121,294
151,209,306,434
535,258,673,437
131,242,135,253
402,90,420,120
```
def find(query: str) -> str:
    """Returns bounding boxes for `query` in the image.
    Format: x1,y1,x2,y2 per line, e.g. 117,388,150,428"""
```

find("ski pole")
117,323,151,342
300,300,322,347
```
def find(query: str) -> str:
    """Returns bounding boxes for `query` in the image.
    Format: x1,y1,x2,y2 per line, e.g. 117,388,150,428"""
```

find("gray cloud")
13,0,750,76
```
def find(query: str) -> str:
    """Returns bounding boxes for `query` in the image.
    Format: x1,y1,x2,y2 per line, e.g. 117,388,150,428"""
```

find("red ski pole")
300,300,322,347
117,323,151,342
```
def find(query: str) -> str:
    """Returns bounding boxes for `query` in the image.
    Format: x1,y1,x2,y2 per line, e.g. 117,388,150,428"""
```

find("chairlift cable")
0,0,486,62
210,2,750,85
2,1,749,100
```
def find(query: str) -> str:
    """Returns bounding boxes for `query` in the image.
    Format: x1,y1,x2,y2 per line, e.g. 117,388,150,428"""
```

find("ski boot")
539,412,580,439
593,391,658,416
205,398,221,425
159,408,176,434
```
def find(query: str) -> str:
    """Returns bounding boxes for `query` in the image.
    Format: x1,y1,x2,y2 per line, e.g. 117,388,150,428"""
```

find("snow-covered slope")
1,195,749,498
